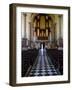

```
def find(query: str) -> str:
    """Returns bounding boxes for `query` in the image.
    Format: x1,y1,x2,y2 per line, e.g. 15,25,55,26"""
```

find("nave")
28,49,60,77
22,48,63,77
21,13,63,77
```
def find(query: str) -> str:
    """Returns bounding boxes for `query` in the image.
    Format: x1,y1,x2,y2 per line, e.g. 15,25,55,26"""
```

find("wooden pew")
58,50,63,74
46,49,63,74
22,48,38,77
46,49,58,68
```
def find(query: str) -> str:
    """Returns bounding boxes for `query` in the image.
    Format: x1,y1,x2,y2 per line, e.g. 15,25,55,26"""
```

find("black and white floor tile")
29,49,60,77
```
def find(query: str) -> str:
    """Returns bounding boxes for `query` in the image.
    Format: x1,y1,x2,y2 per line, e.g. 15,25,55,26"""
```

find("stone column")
24,13,27,38
60,15,63,38
21,13,27,47
55,15,59,46
58,15,63,47
59,15,62,38
49,32,52,43
28,22,31,47
21,14,24,38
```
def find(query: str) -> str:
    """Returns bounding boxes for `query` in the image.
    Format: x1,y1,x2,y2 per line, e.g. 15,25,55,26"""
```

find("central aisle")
28,48,60,77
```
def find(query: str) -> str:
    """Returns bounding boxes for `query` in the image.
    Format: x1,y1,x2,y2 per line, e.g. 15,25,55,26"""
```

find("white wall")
0,0,72,90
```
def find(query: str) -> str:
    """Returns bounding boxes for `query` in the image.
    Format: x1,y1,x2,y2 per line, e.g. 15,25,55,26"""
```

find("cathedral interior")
21,13,63,77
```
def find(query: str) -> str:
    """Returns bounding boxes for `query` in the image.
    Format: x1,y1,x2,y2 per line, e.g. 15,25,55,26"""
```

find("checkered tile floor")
29,49,60,77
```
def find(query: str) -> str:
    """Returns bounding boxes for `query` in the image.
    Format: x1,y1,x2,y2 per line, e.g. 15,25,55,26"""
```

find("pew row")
46,49,63,75
22,48,38,77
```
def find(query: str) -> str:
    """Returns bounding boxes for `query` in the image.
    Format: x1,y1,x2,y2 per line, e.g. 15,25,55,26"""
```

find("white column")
57,15,63,39
26,14,32,40
59,15,61,38
24,14,27,38
21,14,24,38
29,22,31,41
60,15,63,38
21,13,27,39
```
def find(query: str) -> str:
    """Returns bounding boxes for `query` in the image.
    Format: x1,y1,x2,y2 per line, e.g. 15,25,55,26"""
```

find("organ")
33,14,52,40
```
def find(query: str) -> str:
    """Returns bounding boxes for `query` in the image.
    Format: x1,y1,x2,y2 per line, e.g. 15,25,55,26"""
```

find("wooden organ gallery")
21,13,63,77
